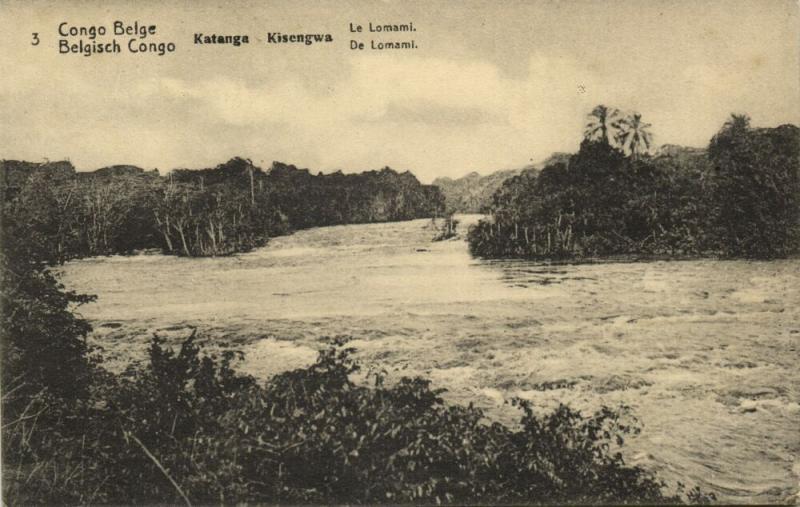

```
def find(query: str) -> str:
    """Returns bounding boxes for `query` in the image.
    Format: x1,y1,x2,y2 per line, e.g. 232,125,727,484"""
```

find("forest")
468,108,800,260
2,157,444,263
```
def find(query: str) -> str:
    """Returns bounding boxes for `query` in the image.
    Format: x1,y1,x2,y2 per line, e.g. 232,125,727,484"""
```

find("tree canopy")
469,108,799,260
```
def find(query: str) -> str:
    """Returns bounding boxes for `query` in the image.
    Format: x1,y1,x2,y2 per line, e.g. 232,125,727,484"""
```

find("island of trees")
468,107,800,260
2,158,445,263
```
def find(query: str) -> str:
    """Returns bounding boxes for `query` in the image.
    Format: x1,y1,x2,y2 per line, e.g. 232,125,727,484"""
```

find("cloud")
0,0,797,184
365,101,507,126
85,53,594,178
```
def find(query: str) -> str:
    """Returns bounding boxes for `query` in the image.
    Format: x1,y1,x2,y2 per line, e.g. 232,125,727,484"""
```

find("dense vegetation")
468,108,800,260
2,178,713,504
2,157,444,262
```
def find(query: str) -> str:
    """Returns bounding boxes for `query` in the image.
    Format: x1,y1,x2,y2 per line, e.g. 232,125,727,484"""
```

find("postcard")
2,0,798,504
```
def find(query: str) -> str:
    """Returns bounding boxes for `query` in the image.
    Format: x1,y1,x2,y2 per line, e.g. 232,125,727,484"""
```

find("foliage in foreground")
2,333,714,505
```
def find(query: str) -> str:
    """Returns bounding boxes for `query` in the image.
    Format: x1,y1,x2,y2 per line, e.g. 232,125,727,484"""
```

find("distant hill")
433,153,570,213
654,144,706,158
653,144,707,165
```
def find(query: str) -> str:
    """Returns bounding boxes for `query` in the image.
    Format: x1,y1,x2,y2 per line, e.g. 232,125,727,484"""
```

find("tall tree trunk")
154,213,174,252
249,164,255,206
175,223,190,256
207,219,217,254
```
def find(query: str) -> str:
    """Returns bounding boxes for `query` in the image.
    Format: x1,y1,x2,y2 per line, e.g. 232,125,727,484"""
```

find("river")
59,215,800,504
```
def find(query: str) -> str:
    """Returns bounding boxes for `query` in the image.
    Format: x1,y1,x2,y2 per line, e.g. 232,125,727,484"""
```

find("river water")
59,215,800,503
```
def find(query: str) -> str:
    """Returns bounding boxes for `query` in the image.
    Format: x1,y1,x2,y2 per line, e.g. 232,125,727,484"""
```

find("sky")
1,0,798,182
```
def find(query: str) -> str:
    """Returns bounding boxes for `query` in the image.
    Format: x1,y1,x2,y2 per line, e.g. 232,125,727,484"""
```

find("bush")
0,248,95,404
3,333,713,505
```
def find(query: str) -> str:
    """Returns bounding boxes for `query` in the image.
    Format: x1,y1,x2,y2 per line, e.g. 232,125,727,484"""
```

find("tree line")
2,157,445,263
468,107,800,260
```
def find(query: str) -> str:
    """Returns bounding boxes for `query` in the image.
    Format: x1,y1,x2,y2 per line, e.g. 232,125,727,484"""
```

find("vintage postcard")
1,0,798,504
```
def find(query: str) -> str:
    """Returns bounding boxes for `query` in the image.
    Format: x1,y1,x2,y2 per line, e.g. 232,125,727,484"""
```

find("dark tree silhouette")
584,105,620,144
615,112,653,159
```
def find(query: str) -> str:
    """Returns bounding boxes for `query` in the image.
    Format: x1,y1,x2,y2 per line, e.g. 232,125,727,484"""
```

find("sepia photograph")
1,0,798,504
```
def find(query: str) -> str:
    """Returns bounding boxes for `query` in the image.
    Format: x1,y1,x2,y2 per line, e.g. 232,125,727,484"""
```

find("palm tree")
584,105,619,144
709,113,751,159
615,112,653,159
722,113,751,133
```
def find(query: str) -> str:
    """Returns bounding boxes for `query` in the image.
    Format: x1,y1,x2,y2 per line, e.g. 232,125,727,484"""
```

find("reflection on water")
60,215,800,504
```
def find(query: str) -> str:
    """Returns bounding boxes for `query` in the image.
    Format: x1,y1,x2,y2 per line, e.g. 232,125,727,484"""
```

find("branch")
125,431,192,506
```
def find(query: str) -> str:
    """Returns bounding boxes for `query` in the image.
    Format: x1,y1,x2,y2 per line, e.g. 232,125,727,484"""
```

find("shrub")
0,248,95,404
3,334,714,505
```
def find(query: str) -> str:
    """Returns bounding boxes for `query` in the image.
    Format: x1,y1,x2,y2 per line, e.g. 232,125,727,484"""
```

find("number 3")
31,33,39,46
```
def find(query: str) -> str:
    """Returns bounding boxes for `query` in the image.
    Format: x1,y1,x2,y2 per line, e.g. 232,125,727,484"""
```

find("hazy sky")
1,0,798,182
